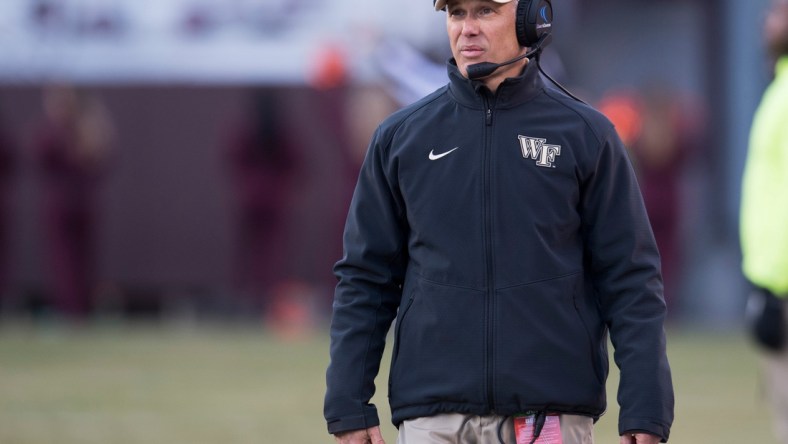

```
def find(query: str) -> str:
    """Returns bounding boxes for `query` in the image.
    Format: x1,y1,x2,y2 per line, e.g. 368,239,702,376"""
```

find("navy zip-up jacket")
324,60,674,441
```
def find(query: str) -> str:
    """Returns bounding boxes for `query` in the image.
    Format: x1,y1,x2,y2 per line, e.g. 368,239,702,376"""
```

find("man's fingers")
634,433,661,444
334,429,370,444
334,427,385,444
367,426,386,444
620,433,660,444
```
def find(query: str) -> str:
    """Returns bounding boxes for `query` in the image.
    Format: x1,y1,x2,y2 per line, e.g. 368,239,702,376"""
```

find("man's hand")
619,432,661,444
334,426,386,444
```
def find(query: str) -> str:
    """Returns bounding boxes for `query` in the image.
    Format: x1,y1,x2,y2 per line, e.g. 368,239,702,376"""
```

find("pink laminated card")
514,414,563,444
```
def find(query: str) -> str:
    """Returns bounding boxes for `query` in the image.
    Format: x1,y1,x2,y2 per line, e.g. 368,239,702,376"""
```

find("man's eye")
479,7,494,15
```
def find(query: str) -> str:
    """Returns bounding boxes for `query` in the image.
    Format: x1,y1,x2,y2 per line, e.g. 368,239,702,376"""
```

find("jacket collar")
446,57,545,108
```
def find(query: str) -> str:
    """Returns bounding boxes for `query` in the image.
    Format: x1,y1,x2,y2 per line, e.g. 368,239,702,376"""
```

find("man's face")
446,0,523,81
765,0,788,57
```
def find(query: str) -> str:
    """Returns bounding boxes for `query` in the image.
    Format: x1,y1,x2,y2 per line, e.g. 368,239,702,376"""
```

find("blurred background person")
223,88,302,331
598,86,705,319
740,0,788,442
0,105,14,316
34,84,114,322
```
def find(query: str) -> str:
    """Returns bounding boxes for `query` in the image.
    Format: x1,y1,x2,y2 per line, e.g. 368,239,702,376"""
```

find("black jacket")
324,60,674,441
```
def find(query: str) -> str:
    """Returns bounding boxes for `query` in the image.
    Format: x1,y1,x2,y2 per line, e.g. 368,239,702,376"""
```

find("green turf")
0,322,778,443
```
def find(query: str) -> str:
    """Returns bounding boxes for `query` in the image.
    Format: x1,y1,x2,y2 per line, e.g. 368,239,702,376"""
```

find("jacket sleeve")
580,129,674,442
324,127,409,435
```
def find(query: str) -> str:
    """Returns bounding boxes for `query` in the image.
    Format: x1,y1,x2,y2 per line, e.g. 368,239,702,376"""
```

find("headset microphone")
466,34,551,80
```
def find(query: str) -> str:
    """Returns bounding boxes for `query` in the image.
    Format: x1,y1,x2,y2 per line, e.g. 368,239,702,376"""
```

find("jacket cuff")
326,408,381,435
619,418,670,442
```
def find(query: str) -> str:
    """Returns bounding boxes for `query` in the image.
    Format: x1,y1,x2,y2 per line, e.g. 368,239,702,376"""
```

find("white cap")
434,0,513,12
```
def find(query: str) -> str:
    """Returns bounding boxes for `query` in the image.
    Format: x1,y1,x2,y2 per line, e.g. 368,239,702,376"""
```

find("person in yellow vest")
741,0,788,442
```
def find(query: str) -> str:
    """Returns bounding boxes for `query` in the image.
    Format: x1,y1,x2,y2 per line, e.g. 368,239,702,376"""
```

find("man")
35,85,113,321
740,0,788,441
0,109,13,315
324,0,674,443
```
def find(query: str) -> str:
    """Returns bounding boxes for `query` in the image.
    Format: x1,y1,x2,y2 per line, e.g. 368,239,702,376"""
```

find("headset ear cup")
515,0,532,47
516,0,552,48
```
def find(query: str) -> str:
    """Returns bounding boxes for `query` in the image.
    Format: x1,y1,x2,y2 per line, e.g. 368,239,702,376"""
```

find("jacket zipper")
482,94,496,412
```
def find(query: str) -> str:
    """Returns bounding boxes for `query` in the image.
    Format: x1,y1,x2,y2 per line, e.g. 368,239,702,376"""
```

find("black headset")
515,0,553,48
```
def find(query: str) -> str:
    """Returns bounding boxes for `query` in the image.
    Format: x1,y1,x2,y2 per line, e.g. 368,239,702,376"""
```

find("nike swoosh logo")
429,147,459,160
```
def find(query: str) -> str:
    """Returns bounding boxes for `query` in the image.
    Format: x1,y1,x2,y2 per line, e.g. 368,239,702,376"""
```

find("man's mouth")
460,46,485,58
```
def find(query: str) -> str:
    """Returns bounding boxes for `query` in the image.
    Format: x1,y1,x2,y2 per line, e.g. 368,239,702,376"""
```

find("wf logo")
518,136,561,168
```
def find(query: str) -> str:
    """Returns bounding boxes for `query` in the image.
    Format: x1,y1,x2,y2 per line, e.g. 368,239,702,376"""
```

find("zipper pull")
486,108,493,126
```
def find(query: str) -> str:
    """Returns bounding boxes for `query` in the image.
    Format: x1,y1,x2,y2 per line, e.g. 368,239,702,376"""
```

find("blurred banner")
0,0,446,84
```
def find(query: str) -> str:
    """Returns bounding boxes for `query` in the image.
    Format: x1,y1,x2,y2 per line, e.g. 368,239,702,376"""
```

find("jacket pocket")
493,272,607,410
388,278,486,410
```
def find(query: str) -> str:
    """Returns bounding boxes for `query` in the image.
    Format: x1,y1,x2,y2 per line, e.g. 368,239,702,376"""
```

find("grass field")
0,320,778,444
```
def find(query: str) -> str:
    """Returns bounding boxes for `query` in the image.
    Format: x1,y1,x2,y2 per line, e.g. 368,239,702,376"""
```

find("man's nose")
461,17,480,35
